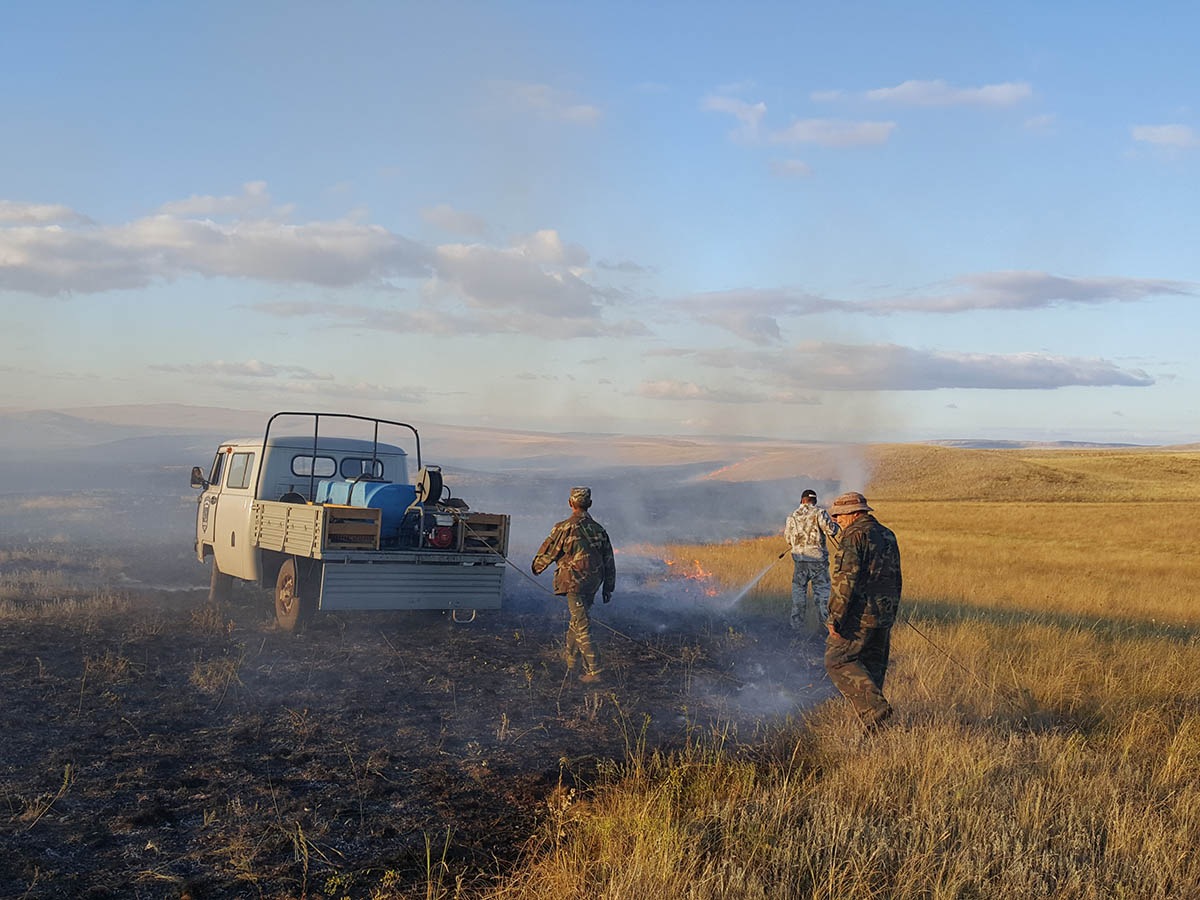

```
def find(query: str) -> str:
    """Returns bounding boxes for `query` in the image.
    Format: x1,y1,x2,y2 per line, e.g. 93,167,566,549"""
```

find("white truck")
190,412,509,631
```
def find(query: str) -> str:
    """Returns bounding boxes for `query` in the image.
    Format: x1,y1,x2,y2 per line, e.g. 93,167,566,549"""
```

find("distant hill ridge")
0,405,1196,503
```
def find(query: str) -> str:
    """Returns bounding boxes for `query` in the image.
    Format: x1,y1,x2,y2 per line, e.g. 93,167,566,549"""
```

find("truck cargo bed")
251,500,509,560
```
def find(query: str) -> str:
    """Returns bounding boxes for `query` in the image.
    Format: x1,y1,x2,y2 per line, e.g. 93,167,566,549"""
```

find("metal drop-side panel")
253,501,321,557
319,562,505,611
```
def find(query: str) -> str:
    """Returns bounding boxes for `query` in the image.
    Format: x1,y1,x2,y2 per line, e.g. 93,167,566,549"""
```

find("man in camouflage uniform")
532,487,616,683
825,491,902,730
784,488,840,631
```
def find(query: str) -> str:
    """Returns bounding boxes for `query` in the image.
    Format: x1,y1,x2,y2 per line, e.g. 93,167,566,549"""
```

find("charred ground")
0,542,828,899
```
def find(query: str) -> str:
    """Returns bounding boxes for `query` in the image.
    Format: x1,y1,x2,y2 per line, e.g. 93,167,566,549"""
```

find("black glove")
602,592,612,603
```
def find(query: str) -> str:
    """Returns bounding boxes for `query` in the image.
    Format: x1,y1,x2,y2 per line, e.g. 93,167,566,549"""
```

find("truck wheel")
275,558,316,632
210,558,234,604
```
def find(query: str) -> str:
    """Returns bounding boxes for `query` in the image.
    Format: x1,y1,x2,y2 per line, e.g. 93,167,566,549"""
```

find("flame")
700,461,738,480
660,556,720,596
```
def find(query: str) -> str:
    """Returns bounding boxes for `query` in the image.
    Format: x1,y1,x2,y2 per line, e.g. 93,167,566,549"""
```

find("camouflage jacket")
828,514,902,634
532,511,616,597
784,504,840,562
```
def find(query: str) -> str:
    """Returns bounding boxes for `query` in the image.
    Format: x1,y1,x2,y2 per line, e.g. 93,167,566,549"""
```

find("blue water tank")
315,480,353,506
350,481,417,535
314,479,418,537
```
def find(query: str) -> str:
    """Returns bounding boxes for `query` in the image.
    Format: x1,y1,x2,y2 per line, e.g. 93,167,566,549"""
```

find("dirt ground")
0,544,830,899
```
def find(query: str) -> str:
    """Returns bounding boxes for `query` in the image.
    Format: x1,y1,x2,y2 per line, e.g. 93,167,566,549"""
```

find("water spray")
726,547,791,607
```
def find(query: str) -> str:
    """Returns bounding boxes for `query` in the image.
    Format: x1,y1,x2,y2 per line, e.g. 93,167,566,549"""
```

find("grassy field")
5,446,1199,898
481,449,1200,900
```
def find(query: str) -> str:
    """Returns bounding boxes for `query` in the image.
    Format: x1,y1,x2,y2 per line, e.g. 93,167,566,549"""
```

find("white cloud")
0,187,648,340
702,94,767,142
513,229,590,267
492,80,602,124
691,342,1154,390
158,180,275,217
430,239,597,318
864,79,1032,107
770,118,895,147
420,203,488,236
0,201,93,225
1131,124,1200,148
770,159,813,177
247,225,647,340
0,202,431,295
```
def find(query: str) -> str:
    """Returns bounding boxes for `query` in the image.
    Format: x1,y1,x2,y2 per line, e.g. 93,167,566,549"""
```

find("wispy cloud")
701,93,767,141
420,203,488,236
678,288,846,343
634,378,819,404
703,87,894,147
863,79,1032,107
769,159,813,177
1131,124,1200,148
491,80,602,124
0,201,93,225
157,180,281,217
150,359,333,380
676,273,1194,342
866,271,1194,313
770,118,895,147
150,359,427,404
689,343,1154,391
597,258,656,275
1023,113,1056,133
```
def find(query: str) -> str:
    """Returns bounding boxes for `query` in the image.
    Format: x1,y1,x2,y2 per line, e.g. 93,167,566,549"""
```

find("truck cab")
194,435,409,582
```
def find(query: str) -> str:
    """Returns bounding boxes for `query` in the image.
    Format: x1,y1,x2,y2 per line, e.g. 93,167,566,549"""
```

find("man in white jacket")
784,489,840,632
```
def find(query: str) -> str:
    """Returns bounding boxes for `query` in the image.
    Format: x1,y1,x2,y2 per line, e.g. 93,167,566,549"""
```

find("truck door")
212,449,262,581
196,449,226,560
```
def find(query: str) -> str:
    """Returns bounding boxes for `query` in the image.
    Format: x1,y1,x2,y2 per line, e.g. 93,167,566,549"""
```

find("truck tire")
210,558,234,604
275,557,316,632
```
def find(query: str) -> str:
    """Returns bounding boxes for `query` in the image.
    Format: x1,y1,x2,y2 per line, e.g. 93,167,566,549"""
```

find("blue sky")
2,1,1197,442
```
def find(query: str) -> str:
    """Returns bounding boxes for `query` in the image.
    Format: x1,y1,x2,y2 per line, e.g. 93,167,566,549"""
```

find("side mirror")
190,466,208,489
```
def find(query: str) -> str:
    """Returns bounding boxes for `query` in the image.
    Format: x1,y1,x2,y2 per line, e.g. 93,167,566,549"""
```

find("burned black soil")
0,544,829,899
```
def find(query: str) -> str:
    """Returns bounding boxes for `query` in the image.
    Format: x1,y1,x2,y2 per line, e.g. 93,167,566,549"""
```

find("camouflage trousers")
564,591,600,676
825,625,893,728
791,559,831,629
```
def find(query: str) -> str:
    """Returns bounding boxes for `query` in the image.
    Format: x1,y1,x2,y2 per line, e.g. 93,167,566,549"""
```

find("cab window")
226,452,255,490
292,455,337,478
340,457,385,478
208,451,226,487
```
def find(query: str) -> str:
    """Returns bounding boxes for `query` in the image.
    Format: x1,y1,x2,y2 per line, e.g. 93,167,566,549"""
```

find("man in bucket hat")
825,491,902,730
532,487,616,683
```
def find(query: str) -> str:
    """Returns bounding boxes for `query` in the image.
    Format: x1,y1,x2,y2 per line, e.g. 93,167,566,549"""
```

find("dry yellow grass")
867,445,1200,502
475,448,1200,900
